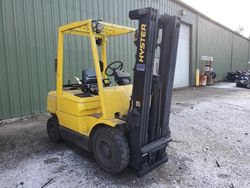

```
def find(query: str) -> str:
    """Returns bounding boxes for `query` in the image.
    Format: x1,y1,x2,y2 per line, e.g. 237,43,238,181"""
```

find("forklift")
47,7,180,176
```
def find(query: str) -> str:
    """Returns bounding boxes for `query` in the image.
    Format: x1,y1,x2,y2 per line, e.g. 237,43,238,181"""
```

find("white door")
173,23,190,88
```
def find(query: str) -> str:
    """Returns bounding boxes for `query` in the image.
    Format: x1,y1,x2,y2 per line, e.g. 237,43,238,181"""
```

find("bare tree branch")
235,25,244,34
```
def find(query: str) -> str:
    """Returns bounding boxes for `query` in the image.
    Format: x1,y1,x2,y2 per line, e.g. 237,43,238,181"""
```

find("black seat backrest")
82,69,97,84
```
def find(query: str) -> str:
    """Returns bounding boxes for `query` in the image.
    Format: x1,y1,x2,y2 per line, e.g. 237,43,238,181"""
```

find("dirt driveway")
0,83,249,188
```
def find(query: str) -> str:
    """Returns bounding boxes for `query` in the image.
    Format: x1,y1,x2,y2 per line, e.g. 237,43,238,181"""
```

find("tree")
235,25,244,34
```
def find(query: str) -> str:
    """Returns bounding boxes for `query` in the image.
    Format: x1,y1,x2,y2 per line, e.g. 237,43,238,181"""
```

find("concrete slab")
0,83,250,188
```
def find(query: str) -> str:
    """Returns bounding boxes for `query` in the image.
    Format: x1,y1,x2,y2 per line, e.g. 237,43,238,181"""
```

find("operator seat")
82,69,98,95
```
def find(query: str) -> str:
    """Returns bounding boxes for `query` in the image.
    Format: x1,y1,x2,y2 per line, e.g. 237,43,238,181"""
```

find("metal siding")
232,35,249,71
0,0,196,119
14,0,33,115
198,17,232,81
2,0,22,117
0,0,249,119
249,41,250,60
24,0,39,114
0,0,11,119
249,41,250,69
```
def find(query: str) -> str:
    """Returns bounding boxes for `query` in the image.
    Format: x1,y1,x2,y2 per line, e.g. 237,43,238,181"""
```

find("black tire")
92,127,129,174
236,82,241,87
47,116,61,142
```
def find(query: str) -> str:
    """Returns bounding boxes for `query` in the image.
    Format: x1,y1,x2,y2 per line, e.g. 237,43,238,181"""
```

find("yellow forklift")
47,8,180,176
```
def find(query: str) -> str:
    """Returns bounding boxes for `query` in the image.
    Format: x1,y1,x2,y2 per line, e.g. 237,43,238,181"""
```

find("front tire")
47,116,61,142
92,127,129,174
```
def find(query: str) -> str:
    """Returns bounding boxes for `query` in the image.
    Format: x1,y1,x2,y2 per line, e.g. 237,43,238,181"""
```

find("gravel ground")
0,82,249,188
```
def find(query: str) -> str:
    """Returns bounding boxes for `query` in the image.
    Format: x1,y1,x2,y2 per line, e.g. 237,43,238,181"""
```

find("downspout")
195,14,199,70
195,13,200,86
248,41,250,70
230,33,234,71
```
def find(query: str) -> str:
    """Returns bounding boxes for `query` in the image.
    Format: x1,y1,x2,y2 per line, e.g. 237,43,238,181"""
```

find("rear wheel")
47,116,61,142
92,127,129,174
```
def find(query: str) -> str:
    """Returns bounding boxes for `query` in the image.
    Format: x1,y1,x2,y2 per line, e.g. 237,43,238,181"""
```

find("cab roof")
59,19,135,37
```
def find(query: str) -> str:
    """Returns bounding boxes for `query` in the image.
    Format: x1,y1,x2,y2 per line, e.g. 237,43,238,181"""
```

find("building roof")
171,0,250,41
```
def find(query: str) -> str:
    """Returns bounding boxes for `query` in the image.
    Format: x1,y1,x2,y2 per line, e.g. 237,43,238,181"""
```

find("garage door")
173,23,190,88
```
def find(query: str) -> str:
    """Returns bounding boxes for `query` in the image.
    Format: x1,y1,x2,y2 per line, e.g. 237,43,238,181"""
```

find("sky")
181,0,250,38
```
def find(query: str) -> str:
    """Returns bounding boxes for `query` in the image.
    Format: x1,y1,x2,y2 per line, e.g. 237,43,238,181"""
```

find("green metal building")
1,0,250,119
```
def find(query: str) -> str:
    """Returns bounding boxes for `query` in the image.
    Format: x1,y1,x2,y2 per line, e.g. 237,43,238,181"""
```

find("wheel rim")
95,135,117,168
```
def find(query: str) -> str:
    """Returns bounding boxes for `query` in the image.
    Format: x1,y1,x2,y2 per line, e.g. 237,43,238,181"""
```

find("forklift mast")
128,8,180,176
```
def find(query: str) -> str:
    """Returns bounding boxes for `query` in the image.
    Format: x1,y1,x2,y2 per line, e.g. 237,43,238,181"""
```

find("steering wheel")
105,61,123,76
